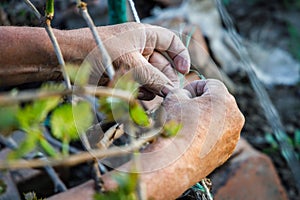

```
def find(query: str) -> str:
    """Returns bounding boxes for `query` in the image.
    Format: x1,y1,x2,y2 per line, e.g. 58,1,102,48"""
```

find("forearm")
0,26,95,87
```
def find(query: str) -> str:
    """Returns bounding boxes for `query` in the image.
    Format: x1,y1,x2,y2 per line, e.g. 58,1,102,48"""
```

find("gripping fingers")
144,25,191,75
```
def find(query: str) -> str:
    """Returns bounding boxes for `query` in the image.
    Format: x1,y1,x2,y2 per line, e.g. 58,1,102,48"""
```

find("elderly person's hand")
0,22,190,97
49,79,245,200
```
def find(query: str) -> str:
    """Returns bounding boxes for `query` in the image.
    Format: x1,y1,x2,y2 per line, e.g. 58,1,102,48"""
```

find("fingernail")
177,59,189,74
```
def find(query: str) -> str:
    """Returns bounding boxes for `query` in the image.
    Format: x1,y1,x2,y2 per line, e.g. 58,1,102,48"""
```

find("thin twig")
41,157,67,192
77,1,115,80
23,0,71,89
97,124,124,150
0,86,134,105
0,129,159,170
45,21,72,89
128,0,140,23
0,135,67,192
44,129,80,154
23,0,41,19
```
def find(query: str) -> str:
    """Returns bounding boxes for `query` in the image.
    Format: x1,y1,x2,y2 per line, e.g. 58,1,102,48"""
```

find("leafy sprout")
50,101,93,155
99,73,150,127
0,105,19,136
8,84,63,159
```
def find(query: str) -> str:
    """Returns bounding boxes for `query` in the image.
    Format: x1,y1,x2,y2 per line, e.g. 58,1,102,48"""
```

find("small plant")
264,130,300,160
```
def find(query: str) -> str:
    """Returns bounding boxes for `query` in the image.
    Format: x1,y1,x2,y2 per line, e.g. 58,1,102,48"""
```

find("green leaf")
162,120,182,137
39,138,57,157
264,132,279,149
66,62,91,86
294,129,300,148
9,129,39,159
17,85,61,130
0,105,19,135
50,102,93,141
129,102,149,127
73,101,94,134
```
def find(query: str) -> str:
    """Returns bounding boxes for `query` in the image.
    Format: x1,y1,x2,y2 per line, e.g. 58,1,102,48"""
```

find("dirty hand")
100,79,245,199
86,22,191,99
0,22,190,93
47,79,245,200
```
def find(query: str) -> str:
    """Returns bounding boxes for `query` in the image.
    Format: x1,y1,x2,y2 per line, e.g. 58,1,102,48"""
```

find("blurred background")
0,0,299,199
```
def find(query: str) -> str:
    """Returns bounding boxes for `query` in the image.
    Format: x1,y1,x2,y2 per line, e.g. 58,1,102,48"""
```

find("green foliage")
162,120,182,137
39,137,57,157
0,179,7,195
99,74,149,126
129,102,150,127
9,127,39,159
94,172,138,200
0,105,19,135
17,96,60,131
50,101,93,155
66,62,91,86
8,85,62,158
265,132,279,149
264,131,300,159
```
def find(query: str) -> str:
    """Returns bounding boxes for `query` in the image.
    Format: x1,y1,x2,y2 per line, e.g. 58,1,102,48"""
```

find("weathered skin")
0,22,244,199
49,79,245,200
0,22,190,97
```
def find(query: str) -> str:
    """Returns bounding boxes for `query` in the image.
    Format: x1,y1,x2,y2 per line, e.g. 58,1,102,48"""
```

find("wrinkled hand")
86,22,190,98
101,79,245,199
48,79,245,200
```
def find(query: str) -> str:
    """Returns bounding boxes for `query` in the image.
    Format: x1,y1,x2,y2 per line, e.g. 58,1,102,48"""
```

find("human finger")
149,51,179,88
114,51,175,97
144,25,191,75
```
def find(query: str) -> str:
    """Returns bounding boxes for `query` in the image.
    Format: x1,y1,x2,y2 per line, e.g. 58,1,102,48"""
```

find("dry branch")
77,1,115,80
0,129,159,170
0,86,134,105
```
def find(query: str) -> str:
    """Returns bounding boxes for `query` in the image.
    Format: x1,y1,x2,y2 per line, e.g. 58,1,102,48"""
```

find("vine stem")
23,0,71,90
0,86,134,105
77,1,115,80
0,129,159,170
23,0,41,19
45,20,72,89
128,0,140,23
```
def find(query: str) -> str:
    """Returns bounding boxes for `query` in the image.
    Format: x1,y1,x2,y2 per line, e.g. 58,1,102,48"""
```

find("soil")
224,1,300,199
0,0,299,199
